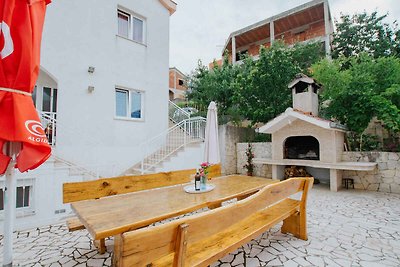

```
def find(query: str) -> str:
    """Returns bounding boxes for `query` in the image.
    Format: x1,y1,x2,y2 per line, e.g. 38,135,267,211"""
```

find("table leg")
94,238,106,254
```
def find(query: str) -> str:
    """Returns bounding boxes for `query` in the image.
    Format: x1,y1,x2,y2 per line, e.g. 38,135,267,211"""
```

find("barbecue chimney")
288,73,320,116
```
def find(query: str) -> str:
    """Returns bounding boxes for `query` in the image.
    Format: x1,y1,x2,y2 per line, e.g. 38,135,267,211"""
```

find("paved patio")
1,184,400,267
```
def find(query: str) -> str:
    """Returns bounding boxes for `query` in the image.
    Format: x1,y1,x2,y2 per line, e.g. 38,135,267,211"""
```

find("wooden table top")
71,175,277,240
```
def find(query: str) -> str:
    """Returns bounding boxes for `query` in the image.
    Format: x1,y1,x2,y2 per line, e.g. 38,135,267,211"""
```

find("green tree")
186,58,241,123
332,11,400,59
188,41,324,125
291,42,325,75
312,55,400,150
235,43,300,123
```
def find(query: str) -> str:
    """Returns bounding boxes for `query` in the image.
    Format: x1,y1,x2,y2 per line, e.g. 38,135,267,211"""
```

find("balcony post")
270,21,275,45
232,35,236,64
323,0,332,58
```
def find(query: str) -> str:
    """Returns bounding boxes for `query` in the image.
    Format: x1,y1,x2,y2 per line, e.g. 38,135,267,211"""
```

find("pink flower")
201,162,210,167
199,162,211,178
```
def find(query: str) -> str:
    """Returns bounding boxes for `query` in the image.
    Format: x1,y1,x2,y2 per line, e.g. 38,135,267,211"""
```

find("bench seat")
66,217,85,232
153,199,300,267
113,178,313,267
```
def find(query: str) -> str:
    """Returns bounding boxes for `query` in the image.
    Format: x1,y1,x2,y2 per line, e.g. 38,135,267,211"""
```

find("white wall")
156,143,205,172
0,160,85,232
40,0,170,172
1,0,172,231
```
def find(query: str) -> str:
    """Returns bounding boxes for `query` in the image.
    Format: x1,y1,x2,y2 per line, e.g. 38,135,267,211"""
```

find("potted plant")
243,143,254,176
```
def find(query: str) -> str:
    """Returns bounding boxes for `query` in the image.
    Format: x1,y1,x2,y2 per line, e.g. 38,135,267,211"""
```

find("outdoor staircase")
36,101,206,177
15,154,98,181
123,101,206,175
51,156,98,180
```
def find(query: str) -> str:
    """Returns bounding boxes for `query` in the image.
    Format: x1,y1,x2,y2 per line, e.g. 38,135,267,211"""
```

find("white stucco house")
40,0,177,171
0,0,186,230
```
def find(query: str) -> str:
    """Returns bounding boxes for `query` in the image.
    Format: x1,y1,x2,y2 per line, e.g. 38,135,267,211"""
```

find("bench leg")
281,211,307,240
207,202,222,209
237,191,257,201
94,238,106,254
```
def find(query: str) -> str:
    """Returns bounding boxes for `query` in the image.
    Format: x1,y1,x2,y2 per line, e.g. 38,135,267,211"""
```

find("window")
42,87,51,112
42,87,58,113
32,86,37,107
115,88,143,119
178,79,184,86
0,189,2,210
0,185,31,210
235,50,248,61
132,17,143,42
118,10,130,38
117,8,145,43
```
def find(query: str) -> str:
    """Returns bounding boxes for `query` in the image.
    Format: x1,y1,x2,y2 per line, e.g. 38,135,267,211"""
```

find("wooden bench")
62,164,222,253
113,177,313,267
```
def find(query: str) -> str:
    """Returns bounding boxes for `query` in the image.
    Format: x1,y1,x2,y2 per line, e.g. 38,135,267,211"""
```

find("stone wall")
236,143,272,178
342,152,400,194
235,143,400,194
219,125,254,175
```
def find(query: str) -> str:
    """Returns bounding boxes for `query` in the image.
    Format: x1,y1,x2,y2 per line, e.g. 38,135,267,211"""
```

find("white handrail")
139,117,206,174
169,100,191,123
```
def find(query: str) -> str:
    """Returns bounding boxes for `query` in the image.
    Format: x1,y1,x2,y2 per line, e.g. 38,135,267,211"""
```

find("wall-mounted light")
88,86,95,93
88,66,95,73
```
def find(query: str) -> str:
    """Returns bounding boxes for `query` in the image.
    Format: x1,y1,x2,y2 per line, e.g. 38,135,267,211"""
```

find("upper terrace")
212,0,333,67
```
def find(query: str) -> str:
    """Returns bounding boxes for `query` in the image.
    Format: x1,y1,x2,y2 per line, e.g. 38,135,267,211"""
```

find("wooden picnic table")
71,175,277,241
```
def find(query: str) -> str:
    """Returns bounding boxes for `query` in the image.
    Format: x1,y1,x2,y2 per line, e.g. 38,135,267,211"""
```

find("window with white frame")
0,185,32,210
115,88,144,119
117,8,145,44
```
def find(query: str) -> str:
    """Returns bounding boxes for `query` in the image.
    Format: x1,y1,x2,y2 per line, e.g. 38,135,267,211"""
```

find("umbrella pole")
3,142,19,267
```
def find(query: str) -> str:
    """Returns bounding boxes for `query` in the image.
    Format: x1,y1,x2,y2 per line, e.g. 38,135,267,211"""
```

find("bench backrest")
114,177,313,266
63,164,221,203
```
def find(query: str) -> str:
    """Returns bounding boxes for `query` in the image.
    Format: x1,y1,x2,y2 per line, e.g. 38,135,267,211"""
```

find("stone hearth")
257,74,376,191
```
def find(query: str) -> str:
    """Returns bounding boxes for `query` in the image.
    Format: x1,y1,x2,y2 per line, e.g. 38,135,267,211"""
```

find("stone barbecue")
256,74,376,191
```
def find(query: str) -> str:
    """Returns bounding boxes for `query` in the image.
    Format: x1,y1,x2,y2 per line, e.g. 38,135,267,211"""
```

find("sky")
169,0,400,74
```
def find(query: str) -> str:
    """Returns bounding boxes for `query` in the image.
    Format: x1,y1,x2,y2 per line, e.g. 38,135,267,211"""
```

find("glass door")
32,86,58,113
42,87,58,113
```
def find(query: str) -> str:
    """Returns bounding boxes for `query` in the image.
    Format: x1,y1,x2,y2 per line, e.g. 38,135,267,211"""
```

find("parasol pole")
3,142,20,267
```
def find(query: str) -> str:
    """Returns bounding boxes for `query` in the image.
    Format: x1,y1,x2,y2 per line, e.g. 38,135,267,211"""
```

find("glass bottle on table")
195,172,201,191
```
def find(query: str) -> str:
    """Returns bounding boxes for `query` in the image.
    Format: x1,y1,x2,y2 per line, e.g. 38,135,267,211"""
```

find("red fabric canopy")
0,0,51,175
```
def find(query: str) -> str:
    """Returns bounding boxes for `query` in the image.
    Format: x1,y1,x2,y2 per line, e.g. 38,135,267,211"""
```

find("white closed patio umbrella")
203,101,220,164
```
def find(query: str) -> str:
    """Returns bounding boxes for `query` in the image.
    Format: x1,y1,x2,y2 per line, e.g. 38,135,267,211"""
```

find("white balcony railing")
38,111,57,146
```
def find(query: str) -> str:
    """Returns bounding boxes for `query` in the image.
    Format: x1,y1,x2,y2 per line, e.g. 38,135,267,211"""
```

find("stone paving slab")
1,184,400,266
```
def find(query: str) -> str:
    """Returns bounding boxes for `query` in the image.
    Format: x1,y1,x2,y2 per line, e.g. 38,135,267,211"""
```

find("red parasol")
0,0,52,174
0,0,51,265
